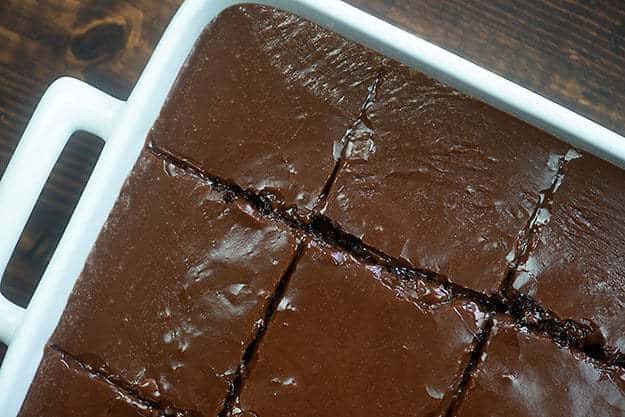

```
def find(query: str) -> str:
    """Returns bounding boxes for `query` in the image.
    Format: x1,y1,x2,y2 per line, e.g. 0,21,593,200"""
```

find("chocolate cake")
455,319,625,417
17,4,625,417
512,152,625,354
236,244,485,417
150,6,382,211
18,347,164,417
324,62,569,294
32,150,298,415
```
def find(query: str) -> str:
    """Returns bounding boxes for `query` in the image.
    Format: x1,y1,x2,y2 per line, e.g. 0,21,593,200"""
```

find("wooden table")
1,0,624,346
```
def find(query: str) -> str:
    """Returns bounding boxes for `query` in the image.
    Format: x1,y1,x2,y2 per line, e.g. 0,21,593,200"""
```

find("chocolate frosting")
19,347,160,417
16,5,625,417
456,319,625,417
151,5,382,210
47,150,297,415
238,243,485,417
325,62,569,294
513,152,625,353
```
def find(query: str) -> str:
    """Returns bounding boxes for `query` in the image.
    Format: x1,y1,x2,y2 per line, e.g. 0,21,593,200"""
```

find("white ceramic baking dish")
1,0,625,415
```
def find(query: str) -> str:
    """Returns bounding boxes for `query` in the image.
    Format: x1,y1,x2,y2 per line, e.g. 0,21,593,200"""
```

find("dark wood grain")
1,0,624,326
0,0,181,175
345,0,625,135
1,133,102,308
0,0,181,307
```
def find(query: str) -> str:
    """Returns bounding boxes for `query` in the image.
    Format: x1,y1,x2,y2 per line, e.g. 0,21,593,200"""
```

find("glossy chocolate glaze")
513,152,625,353
16,4,625,417
237,243,486,417
456,319,625,417
19,348,161,417
151,5,382,211
46,150,297,415
325,62,569,294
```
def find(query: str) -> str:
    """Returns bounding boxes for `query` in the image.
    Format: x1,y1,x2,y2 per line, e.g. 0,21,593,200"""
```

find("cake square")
455,320,625,416
150,5,382,210
237,243,486,417
19,347,160,417
325,62,569,294
513,153,625,353
48,150,297,415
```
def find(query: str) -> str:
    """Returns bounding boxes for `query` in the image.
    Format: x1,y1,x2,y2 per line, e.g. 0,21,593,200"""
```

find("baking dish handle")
0,77,123,345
